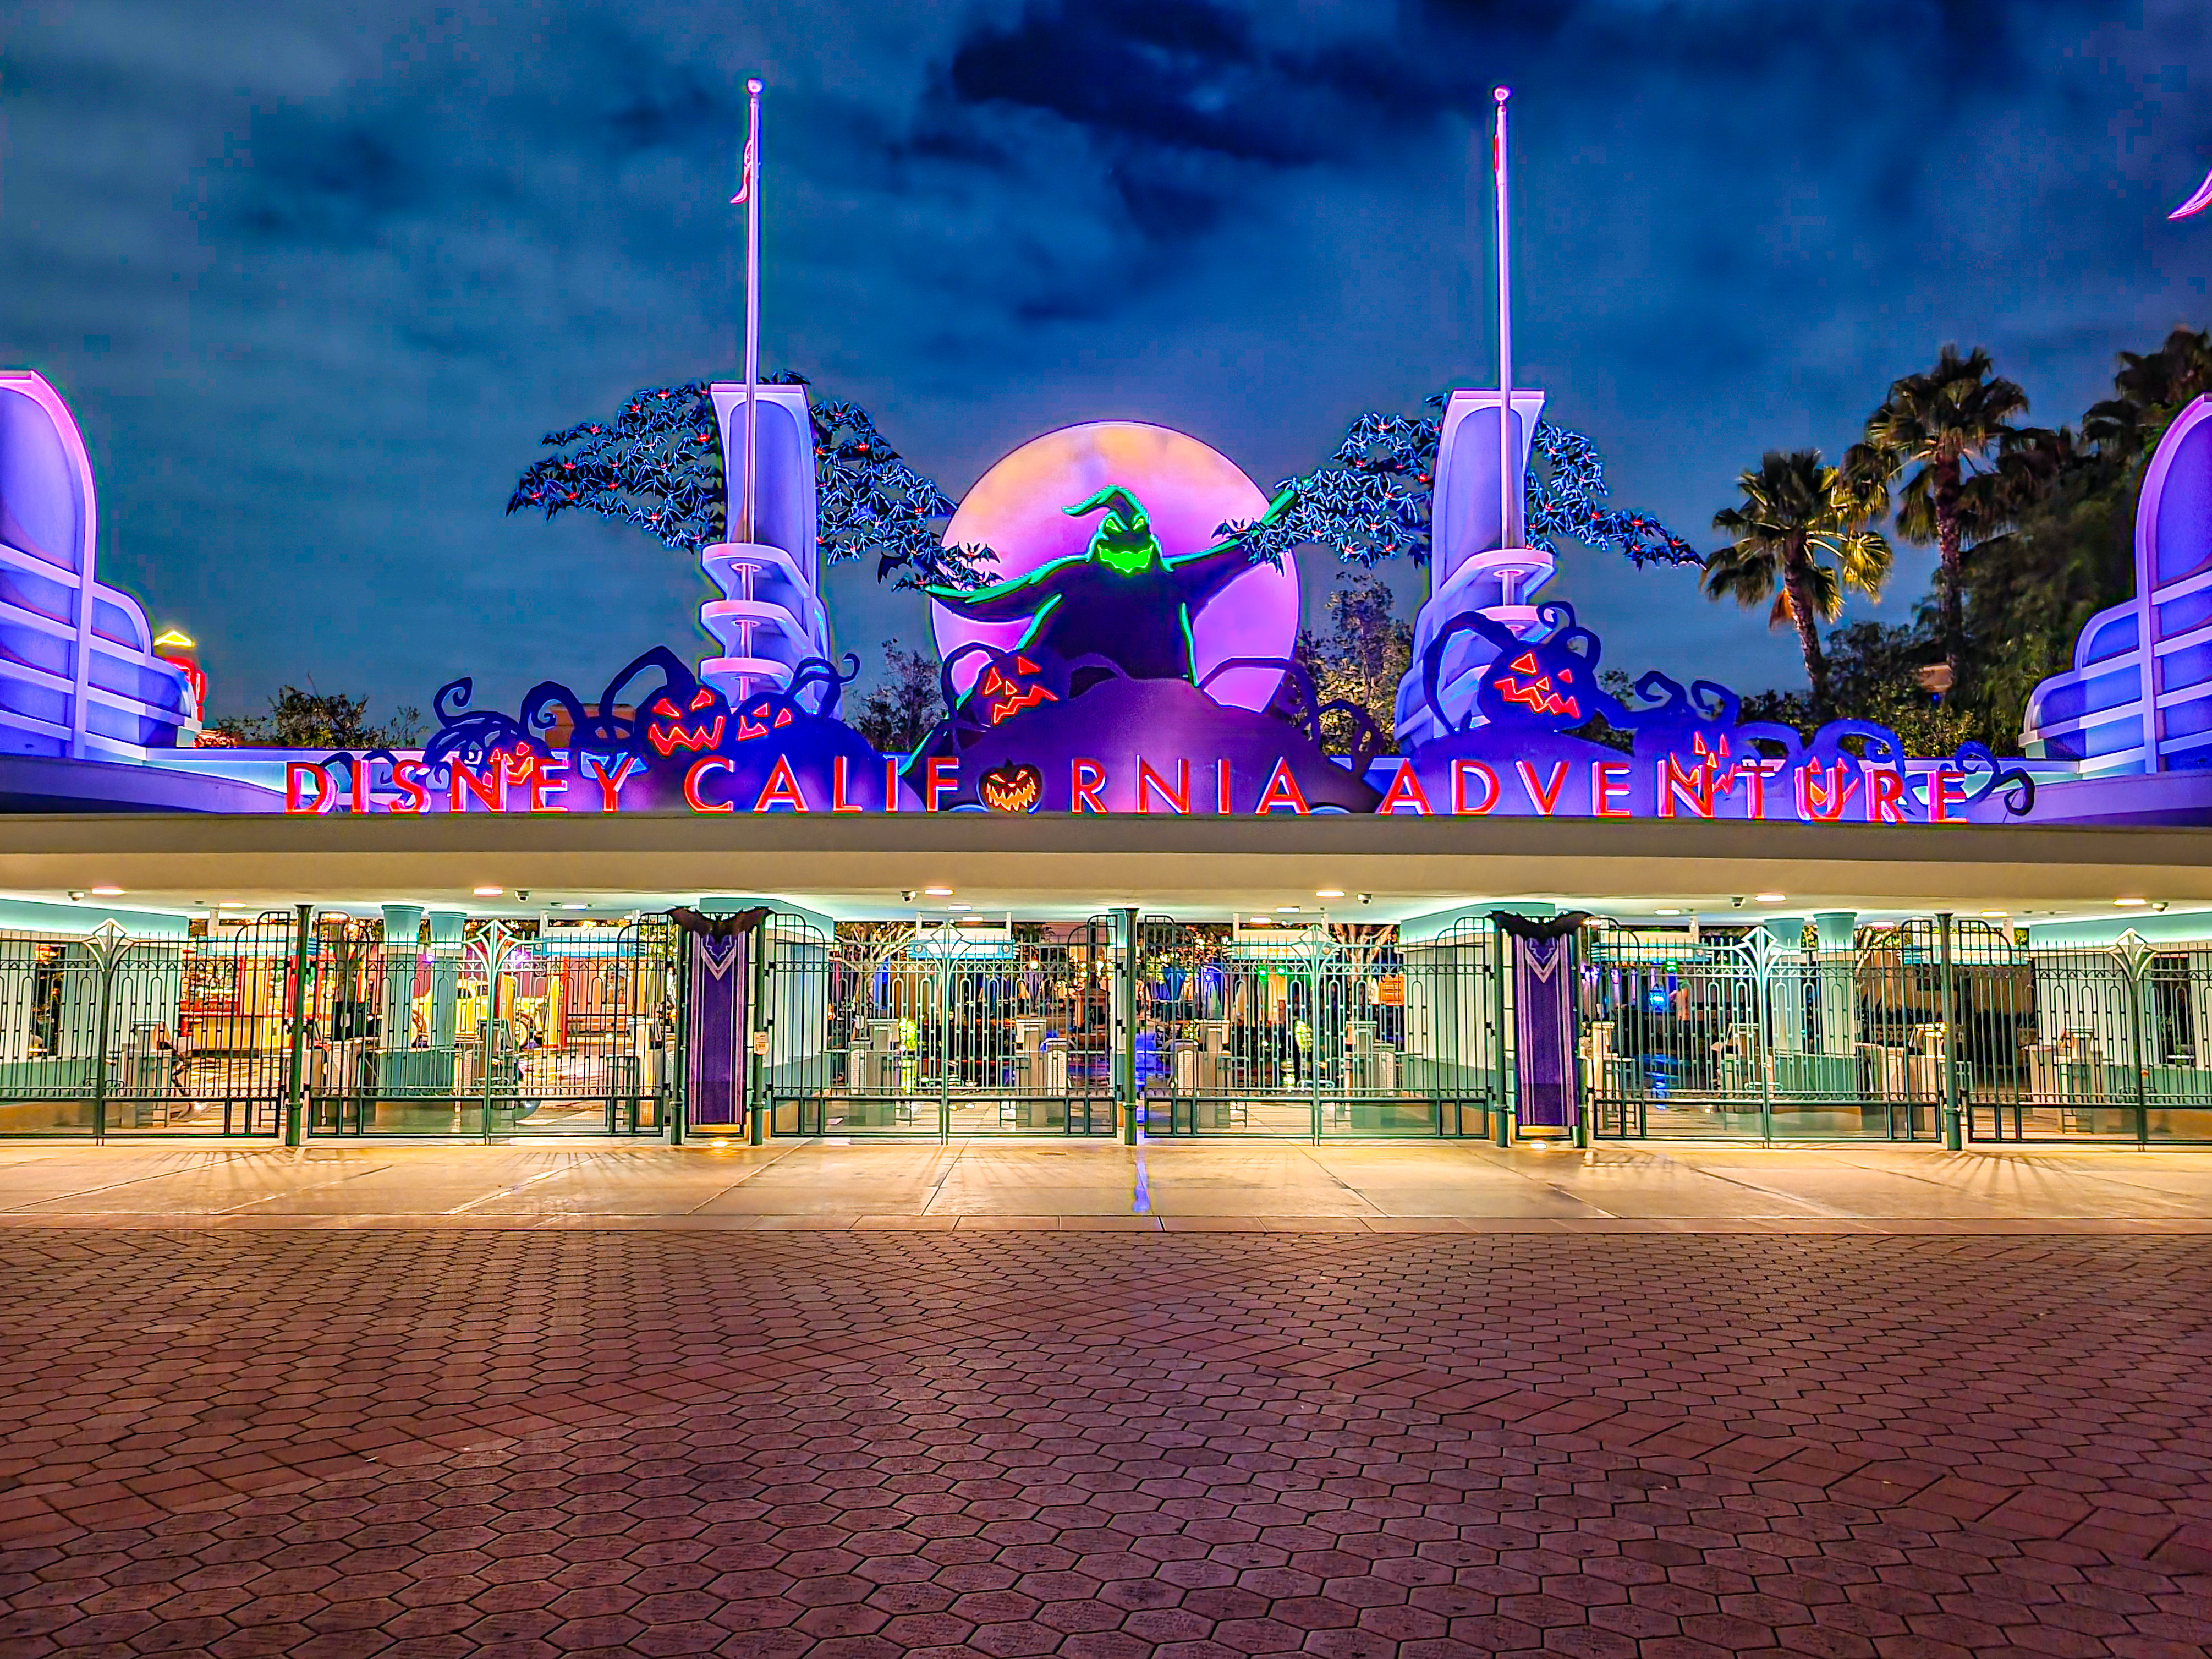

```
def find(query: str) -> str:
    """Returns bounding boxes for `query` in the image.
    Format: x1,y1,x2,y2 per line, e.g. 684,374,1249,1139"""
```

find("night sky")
3,1,2208,723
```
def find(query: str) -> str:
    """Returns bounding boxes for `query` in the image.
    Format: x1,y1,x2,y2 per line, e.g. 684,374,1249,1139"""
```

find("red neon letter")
585,754,640,812
1593,762,1631,818
684,757,734,812
1796,762,1856,822
832,755,864,812
390,759,429,814
925,756,958,812
1658,757,1713,819
1071,759,1106,813
1137,757,1189,814
884,757,902,811
1215,758,1232,814
755,755,809,813
285,762,332,815
1377,761,1431,816
1254,760,1309,815
1516,759,1569,816
1744,759,1769,820
448,762,504,813
1870,768,1907,824
349,755,370,814
1928,767,1966,824
526,757,569,813
1451,760,1498,815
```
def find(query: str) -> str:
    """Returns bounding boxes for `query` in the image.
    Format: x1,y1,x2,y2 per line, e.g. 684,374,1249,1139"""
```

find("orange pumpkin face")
979,761,1042,813
977,654,1060,726
1489,650,1582,721
733,697,796,742
647,687,726,754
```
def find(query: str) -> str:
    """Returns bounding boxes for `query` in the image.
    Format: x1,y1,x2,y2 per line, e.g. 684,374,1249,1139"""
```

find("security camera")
1731,896,1746,908
515,890,531,902
900,890,916,902
1357,893,1373,905
67,890,84,902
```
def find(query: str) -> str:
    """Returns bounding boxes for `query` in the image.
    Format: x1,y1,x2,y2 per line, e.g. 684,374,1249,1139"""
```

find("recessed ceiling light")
1754,893,1787,903
217,900,245,908
1275,905,1302,913
473,886,503,897
1316,889,1344,899
2115,897,2148,906
1655,908,1682,916
924,886,953,897
558,901,587,910
90,885,124,896
1980,909,2009,918
958,915,987,924
944,902,970,911
1248,916,1271,925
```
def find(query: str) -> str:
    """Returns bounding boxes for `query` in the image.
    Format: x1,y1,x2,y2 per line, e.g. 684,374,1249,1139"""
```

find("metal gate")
0,913,294,1138
1969,930,2212,1146
1578,918,2212,1146
313,913,676,1138
1134,916,1501,1137
760,916,1122,1138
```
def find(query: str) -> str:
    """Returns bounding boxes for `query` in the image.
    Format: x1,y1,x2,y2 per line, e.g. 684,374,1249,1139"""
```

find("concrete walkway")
4,1139,2212,1230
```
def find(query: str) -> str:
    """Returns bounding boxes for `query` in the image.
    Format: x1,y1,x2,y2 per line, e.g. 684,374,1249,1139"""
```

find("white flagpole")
740,78,763,545
1492,86,1516,559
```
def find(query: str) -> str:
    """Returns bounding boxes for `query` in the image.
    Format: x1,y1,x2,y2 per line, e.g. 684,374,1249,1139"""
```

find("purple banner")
686,932,748,1129
1512,933,1579,1130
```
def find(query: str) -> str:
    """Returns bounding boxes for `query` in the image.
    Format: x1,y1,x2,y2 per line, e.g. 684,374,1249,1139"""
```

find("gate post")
1116,907,1138,1144
284,904,312,1147
1937,912,1962,1151
2122,950,2151,1151
1491,925,1511,1146
747,915,769,1146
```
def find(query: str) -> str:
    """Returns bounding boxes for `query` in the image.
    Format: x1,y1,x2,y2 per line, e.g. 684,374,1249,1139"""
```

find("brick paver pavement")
0,1229,2207,1657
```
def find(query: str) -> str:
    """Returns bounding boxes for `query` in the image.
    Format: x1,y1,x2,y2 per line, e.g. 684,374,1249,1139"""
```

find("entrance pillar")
1810,910,1858,1098
425,911,466,1053
377,905,423,1048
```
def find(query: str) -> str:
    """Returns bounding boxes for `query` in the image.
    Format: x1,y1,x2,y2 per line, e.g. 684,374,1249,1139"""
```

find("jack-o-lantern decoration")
1488,650,1583,722
647,687,726,755
976,654,1060,726
733,696,797,742
979,760,1043,813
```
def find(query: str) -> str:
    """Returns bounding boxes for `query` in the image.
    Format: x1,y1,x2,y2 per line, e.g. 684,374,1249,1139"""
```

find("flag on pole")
730,138,756,206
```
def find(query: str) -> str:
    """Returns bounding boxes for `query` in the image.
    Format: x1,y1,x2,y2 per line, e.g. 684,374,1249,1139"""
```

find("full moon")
933,421,1302,712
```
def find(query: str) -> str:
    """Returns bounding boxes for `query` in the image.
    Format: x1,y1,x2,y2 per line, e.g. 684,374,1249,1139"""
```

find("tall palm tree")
1847,344,2048,693
2083,326,2212,460
1705,450,1892,715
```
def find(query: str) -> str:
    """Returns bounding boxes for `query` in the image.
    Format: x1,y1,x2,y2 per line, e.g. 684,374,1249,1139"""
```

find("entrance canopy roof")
2,811,2209,932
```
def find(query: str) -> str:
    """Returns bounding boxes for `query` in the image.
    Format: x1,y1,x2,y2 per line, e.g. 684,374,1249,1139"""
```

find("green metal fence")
1134,916,1501,1138
1579,918,2212,1146
0,913,297,1138
759,915,1123,1138
310,913,677,1140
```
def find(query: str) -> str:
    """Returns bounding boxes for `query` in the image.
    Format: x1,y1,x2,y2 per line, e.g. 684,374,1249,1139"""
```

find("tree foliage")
1736,325,2209,751
848,638,945,755
1704,450,1892,715
1228,394,1701,571
506,374,991,590
208,687,424,749
1291,575,1414,753
1846,345,2051,692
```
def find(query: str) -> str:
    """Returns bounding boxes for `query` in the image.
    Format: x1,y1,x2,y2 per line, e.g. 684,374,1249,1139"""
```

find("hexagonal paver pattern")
0,1230,2208,1656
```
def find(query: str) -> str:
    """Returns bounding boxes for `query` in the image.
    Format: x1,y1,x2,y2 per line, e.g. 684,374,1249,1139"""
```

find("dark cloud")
0,0,2206,723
